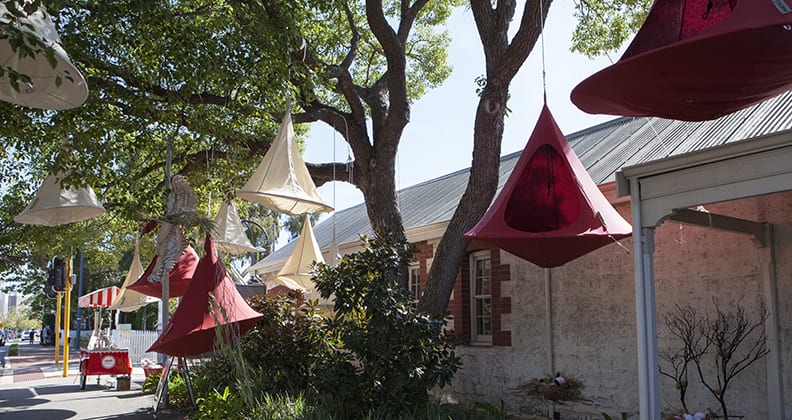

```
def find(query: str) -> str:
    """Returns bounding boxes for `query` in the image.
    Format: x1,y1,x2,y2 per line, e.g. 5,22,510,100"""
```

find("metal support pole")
62,258,73,377
545,267,556,420
54,291,61,364
544,268,555,374
630,177,660,420
159,273,169,365
760,226,785,419
75,252,84,351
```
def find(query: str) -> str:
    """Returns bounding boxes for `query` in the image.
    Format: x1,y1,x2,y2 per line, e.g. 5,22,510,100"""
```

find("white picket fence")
111,329,160,364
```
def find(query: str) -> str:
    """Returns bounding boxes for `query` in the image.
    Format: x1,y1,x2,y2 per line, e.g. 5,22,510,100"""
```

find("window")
470,251,492,344
408,264,421,301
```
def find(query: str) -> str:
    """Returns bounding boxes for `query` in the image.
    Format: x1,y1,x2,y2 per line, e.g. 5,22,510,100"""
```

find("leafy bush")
194,386,246,420
167,372,192,409
141,371,160,394
311,235,461,416
192,235,461,418
7,344,18,356
192,291,331,401
240,291,331,394
191,348,239,396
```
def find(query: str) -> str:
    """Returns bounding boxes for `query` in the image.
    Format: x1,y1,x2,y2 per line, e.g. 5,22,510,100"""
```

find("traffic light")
48,257,66,292
44,283,57,299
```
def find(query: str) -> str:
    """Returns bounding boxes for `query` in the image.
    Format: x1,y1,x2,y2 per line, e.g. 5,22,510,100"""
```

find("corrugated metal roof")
259,91,792,267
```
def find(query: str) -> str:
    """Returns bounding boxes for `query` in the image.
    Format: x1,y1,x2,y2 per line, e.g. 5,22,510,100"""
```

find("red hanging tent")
571,0,792,121
465,104,632,267
147,235,263,357
127,246,199,299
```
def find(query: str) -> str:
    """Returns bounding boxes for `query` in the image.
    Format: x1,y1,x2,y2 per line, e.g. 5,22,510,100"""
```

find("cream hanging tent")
211,200,265,255
14,174,105,226
109,242,159,312
0,3,88,110
236,112,333,215
247,215,328,304
273,216,330,304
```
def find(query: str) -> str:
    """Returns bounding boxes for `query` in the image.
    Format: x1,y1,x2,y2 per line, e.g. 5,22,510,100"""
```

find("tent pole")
630,177,660,420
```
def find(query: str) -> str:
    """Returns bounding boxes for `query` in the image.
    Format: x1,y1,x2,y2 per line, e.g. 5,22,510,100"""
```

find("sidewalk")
0,341,185,419
1,341,80,384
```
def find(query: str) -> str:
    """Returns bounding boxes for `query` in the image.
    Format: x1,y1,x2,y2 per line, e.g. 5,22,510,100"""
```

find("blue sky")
303,2,622,216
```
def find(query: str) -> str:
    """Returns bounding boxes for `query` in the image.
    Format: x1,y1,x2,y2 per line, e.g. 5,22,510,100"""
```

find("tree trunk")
419,0,551,317
419,85,508,316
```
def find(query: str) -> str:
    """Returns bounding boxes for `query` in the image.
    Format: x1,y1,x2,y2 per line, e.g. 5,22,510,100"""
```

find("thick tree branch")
500,0,552,82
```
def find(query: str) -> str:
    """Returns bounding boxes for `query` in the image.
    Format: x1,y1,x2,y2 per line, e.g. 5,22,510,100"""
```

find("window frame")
469,250,493,345
408,263,421,302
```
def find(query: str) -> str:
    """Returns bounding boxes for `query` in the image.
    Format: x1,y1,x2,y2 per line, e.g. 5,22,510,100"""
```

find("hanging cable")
331,121,338,265
539,0,547,98
342,115,353,183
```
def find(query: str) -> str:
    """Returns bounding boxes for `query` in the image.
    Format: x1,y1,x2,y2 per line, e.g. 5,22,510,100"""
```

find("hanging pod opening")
505,144,581,233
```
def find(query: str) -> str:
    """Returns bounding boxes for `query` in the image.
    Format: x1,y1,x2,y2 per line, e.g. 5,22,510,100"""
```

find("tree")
420,0,551,315
0,0,651,317
0,0,458,295
570,0,650,59
660,305,708,413
695,301,769,420
661,301,770,419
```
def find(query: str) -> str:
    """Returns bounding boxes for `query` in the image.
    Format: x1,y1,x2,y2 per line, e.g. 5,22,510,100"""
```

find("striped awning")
78,286,121,308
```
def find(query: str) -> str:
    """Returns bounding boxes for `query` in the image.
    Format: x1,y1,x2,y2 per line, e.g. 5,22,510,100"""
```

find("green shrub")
191,349,239,396
167,371,192,409
192,236,461,419
141,372,160,394
194,386,247,420
192,291,331,401
7,344,18,356
240,291,331,395
311,235,461,416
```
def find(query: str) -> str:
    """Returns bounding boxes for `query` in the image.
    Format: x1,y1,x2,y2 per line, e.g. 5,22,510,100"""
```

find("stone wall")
433,191,792,419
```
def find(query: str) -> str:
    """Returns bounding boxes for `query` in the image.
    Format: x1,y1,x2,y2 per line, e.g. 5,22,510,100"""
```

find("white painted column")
760,225,785,419
631,178,661,420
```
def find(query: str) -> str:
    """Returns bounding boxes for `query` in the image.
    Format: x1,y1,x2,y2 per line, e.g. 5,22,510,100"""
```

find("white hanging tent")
211,200,264,255
0,3,88,110
109,242,159,312
273,216,330,304
247,215,329,303
14,174,105,226
236,112,333,215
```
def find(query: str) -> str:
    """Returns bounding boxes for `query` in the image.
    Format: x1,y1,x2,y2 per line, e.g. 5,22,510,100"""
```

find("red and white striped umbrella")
78,286,121,308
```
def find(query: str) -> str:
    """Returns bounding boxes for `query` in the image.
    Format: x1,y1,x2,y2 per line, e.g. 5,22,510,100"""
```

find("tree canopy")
0,0,649,318
0,0,459,302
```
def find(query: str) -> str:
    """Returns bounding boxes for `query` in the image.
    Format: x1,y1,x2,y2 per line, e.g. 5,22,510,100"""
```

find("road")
0,340,184,419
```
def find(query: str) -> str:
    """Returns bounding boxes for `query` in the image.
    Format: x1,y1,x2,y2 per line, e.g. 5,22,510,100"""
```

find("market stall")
77,286,131,389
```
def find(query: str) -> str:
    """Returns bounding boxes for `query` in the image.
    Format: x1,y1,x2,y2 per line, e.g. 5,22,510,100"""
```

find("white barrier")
111,329,159,364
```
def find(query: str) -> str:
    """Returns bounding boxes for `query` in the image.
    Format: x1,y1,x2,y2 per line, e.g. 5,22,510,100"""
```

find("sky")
302,1,622,220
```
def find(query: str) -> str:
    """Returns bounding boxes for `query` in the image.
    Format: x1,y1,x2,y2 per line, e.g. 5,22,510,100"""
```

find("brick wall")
434,191,792,419
443,241,512,346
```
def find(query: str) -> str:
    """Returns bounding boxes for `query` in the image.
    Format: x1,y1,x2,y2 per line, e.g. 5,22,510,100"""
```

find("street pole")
54,291,61,364
62,257,73,377
75,252,84,351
